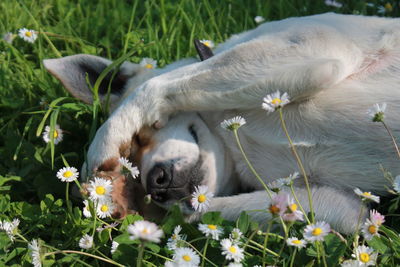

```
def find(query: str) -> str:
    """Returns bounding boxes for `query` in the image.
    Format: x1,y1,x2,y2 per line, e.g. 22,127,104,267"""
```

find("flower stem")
262,221,273,266
43,250,124,266
233,129,273,199
289,248,297,267
353,204,365,246
201,238,210,267
278,108,314,222
182,240,218,267
381,121,400,160
137,242,145,267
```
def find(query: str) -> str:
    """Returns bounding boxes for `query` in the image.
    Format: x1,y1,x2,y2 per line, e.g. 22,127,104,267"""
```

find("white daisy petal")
87,177,113,201
191,185,213,212
111,241,119,254
367,103,386,122
198,223,223,240
220,116,246,131
82,200,92,218
118,157,140,178
286,237,307,249
56,166,79,182
173,247,201,266
221,238,244,262
79,234,93,249
393,175,400,193
127,220,163,243
254,16,265,24
354,188,380,203
199,39,214,48
28,239,42,267
303,221,330,242
96,199,115,219
167,225,187,250
140,58,157,69
361,219,380,241
352,245,378,266
42,125,63,144
262,90,290,113
18,28,37,43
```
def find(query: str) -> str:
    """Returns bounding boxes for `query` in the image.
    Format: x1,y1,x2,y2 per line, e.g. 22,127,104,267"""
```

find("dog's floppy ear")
43,54,140,104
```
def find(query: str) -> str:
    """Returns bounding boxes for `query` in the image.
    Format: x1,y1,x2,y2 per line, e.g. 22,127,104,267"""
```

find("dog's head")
44,53,234,216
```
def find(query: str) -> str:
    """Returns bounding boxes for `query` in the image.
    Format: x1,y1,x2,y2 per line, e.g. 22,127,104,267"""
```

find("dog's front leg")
189,186,366,234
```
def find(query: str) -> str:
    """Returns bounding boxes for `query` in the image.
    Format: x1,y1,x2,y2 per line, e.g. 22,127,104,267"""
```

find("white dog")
44,13,400,233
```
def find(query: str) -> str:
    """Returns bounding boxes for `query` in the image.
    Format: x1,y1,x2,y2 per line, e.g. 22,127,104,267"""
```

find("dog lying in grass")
44,13,400,233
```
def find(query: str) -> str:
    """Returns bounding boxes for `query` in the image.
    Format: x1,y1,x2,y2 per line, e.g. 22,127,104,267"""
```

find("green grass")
1,0,400,266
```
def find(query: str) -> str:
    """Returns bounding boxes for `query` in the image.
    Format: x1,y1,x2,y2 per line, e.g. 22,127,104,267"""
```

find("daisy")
82,200,92,218
340,259,359,267
111,241,119,254
361,219,380,240
191,185,213,212
198,223,223,240
173,247,200,267
56,166,79,182
286,237,307,249
79,234,93,249
140,58,157,69
220,116,246,131
3,32,15,44
229,228,243,243
393,175,400,193
118,157,140,178
354,188,380,203
268,192,288,217
87,177,113,201
303,221,331,242
199,39,214,48
96,199,115,218
262,91,290,113
254,16,265,24
227,263,243,267
282,196,304,222
167,225,187,250
221,238,245,262
42,125,63,144
0,218,20,241
324,0,343,8
367,103,386,122
28,239,42,267
352,245,377,266
369,209,385,226
127,220,163,243
18,28,37,43
268,179,285,192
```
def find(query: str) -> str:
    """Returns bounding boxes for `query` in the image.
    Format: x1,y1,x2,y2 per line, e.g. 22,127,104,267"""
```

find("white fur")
45,13,400,233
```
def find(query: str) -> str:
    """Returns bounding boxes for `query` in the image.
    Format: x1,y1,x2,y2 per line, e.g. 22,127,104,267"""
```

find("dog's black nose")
147,164,171,201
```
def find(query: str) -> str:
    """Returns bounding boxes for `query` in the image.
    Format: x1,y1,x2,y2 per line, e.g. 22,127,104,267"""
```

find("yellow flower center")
145,63,153,69
368,225,377,234
25,31,32,37
292,239,302,245
289,203,298,212
182,255,191,262
207,224,217,230
362,192,371,197
312,227,323,236
271,98,282,105
172,234,177,240
359,252,370,263
142,228,149,234
269,205,280,214
203,41,211,47
229,246,237,253
100,205,108,212
51,130,58,138
63,170,73,178
198,194,206,203
95,186,106,195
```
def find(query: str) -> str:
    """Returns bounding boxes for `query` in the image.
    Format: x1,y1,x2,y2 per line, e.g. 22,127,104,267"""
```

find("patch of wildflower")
87,177,113,202
78,234,93,249
361,219,380,240
282,196,304,222
96,199,115,219
172,247,201,266
393,175,400,193
286,237,307,249
262,91,290,113
167,225,187,251
111,241,119,254
0,218,20,241
191,185,213,212
18,28,37,43
2,32,15,44
354,188,380,203
367,103,386,122
140,58,157,69
199,39,214,48
28,239,42,267
352,245,378,266
198,223,223,240
221,238,245,262
118,157,140,178
56,166,79,182
254,16,265,23
229,228,243,243
127,220,163,243
303,221,330,242
221,116,246,131
268,192,288,217
82,200,92,218
369,209,385,226
325,0,343,8
42,125,63,144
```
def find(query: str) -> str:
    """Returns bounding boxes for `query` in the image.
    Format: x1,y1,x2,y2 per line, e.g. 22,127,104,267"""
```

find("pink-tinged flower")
268,192,288,216
282,196,304,222
369,209,385,226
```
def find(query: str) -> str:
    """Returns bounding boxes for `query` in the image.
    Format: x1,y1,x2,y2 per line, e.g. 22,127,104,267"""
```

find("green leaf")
236,211,250,234
120,214,144,232
324,234,346,266
201,211,223,225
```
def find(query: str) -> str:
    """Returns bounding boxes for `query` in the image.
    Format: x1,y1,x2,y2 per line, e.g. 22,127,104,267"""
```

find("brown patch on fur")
119,141,131,158
97,157,119,172
130,126,156,167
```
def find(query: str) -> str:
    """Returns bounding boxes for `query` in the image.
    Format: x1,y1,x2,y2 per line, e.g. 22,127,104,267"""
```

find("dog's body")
44,13,400,233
